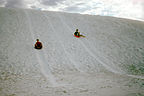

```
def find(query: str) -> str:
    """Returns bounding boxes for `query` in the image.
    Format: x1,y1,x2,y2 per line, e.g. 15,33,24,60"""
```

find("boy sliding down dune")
74,29,85,38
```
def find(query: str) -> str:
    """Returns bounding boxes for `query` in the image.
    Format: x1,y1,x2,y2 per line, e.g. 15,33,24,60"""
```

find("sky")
0,0,144,21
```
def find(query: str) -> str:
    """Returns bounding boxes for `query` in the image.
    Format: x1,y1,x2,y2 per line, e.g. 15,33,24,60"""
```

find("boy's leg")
80,35,85,37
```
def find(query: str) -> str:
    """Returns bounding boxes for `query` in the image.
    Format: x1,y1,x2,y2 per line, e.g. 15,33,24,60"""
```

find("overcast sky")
0,0,144,21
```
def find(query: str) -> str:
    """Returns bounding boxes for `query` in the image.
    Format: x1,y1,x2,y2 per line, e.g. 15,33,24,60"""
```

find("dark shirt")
35,41,42,47
74,32,80,36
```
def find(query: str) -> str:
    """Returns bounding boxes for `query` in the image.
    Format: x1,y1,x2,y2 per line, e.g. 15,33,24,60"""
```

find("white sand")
0,7,144,96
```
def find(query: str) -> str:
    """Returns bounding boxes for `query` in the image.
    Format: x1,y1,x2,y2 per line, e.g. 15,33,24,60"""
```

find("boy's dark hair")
36,39,39,41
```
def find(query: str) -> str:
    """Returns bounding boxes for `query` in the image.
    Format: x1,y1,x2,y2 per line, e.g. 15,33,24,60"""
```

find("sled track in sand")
24,10,58,87
43,13,84,73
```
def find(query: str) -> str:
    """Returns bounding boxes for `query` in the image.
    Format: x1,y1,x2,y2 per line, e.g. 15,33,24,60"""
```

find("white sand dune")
0,7,144,96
